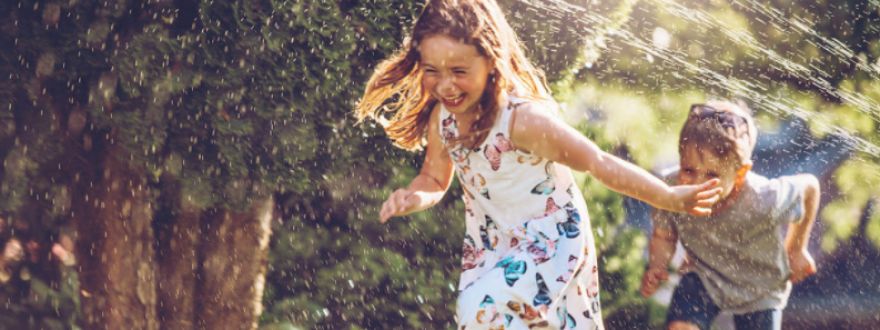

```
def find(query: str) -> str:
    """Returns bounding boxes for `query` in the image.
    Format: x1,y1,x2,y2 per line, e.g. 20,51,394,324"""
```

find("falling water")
731,0,880,80
517,0,880,160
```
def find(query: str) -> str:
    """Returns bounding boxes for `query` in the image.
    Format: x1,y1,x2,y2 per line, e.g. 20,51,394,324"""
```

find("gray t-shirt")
654,171,806,313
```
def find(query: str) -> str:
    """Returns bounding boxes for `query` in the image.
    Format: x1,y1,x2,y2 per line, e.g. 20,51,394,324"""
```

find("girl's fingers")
384,200,397,221
388,196,398,218
399,190,412,205
379,201,391,223
694,197,718,209
380,192,401,223
699,178,721,190
393,191,410,214
694,187,723,201
379,189,413,223
689,206,712,217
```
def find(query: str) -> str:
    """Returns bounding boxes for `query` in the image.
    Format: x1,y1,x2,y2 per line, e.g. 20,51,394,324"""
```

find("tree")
1,0,339,328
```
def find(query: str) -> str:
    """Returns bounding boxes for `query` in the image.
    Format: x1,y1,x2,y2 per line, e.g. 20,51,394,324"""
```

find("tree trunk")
157,197,201,329
73,144,158,330
197,196,274,330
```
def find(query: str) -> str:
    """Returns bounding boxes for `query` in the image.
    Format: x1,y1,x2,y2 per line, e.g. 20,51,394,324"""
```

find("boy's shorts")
667,272,782,330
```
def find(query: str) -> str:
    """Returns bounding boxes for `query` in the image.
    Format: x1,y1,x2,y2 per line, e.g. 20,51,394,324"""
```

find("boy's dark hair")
679,100,757,165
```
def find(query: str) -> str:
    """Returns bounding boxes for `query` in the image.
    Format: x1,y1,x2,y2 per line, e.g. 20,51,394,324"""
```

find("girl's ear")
487,68,498,85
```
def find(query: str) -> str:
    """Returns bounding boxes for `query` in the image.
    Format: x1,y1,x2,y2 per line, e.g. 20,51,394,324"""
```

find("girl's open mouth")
442,94,465,107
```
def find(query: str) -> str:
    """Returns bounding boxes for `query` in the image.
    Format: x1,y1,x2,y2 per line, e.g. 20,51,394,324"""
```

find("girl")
356,0,722,328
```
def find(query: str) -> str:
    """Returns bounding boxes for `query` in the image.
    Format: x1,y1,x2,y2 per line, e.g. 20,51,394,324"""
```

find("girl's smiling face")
419,34,492,116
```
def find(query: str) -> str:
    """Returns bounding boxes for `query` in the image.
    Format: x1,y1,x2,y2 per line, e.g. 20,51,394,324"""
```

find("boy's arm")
509,102,721,216
641,225,677,297
379,104,455,222
784,174,820,283
647,227,678,270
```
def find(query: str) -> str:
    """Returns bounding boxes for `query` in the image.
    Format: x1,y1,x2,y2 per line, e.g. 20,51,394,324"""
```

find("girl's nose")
438,76,456,95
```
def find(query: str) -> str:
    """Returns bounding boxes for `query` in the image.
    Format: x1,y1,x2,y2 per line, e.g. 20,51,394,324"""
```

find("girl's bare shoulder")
509,98,562,133
427,101,443,130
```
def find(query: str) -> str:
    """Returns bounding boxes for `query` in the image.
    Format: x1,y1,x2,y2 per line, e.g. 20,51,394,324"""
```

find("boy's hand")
787,248,817,283
379,188,422,223
677,254,694,274
640,267,669,297
668,179,722,216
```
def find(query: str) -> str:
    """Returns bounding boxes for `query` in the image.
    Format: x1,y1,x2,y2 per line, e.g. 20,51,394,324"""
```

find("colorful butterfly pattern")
440,99,601,329
531,162,557,195
557,254,580,283
557,210,581,239
475,295,501,326
495,256,528,287
461,235,485,271
524,231,557,265
557,303,578,329
483,133,515,171
533,273,551,309
480,216,500,251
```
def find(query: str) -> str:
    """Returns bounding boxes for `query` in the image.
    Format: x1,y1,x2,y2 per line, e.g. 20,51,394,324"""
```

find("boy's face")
678,145,749,201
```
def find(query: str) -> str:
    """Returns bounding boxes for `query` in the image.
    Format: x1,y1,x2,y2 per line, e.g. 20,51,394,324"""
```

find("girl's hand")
787,248,817,283
640,267,669,297
668,179,722,216
379,188,423,223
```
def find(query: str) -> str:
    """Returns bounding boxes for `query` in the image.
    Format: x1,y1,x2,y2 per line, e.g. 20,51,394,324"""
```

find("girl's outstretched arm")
379,104,455,223
510,102,721,216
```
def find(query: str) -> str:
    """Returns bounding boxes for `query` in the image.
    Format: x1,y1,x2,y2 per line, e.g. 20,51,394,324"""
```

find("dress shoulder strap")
498,96,526,138
438,103,463,149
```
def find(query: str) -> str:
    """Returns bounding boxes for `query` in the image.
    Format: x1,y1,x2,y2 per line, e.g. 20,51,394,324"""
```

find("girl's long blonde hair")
356,0,552,151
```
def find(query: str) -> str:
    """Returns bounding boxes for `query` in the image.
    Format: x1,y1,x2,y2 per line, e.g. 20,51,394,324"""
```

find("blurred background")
0,0,878,329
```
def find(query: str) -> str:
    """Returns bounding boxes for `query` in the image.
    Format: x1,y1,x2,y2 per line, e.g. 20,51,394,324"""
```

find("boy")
640,101,821,330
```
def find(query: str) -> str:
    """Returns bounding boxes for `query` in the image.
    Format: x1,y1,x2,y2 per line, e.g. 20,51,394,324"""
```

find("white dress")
442,97,603,330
